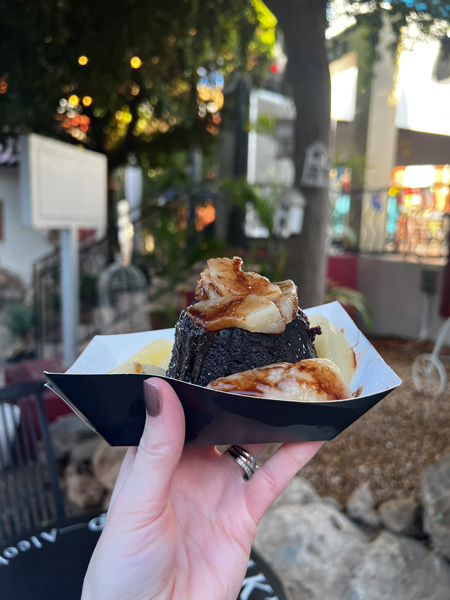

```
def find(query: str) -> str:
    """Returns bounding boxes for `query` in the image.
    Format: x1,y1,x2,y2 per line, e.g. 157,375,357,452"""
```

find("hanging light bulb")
130,56,142,69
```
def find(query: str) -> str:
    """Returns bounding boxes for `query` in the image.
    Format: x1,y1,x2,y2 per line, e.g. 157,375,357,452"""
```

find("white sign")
19,133,107,367
20,133,107,230
247,89,296,186
301,141,329,188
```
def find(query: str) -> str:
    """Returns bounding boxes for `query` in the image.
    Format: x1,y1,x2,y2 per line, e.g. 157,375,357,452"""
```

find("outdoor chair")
0,381,65,542
0,381,103,599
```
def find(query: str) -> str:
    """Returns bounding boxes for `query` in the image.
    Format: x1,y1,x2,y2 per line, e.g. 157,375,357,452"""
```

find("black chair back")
0,382,65,545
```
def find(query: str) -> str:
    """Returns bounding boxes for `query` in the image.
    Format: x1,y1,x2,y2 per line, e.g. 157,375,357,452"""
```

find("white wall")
357,255,444,339
396,40,450,137
329,51,358,122
0,167,52,284
364,23,399,189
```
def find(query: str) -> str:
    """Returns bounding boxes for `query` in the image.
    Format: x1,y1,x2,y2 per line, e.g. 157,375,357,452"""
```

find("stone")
92,442,128,491
270,476,319,510
346,482,380,527
350,532,450,600
65,462,104,509
50,430,78,464
322,496,343,512
50,413,97,440
50,414,98,464
70,437,103,466
421,454,450,560
254,502,369,600
378,498,422,538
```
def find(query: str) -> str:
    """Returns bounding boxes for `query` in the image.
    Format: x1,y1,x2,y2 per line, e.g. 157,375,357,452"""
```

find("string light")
69,95,79,106
130,56,142,69
82,96,93,107
78,56,89,66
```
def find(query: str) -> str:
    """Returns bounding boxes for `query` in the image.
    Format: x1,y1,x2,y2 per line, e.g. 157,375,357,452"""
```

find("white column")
360,20,399,252
364,21,399,190
60,228,79,367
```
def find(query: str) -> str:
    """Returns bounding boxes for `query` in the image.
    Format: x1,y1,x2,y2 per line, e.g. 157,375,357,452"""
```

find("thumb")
111,378,186,524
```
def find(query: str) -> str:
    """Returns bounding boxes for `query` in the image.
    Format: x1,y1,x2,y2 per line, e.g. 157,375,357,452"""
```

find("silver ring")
225,445,258,482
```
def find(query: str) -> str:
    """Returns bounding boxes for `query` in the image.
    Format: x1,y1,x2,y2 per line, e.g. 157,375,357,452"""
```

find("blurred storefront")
387,165,450,258
326,21,450,340
243,24,450,339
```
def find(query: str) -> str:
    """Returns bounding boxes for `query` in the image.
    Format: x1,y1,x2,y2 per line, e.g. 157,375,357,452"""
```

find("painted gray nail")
143,380,162,417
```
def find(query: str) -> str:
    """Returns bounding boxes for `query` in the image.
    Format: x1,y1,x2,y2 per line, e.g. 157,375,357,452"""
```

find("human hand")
82,378,323,600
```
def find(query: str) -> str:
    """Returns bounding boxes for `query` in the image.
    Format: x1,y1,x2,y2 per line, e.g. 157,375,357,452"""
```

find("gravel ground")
300,341,450,506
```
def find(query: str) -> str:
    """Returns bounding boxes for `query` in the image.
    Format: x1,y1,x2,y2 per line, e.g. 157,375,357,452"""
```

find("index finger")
244,441,324,524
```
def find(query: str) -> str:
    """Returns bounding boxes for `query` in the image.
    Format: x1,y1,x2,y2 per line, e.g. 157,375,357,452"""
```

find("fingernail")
143,381,162,417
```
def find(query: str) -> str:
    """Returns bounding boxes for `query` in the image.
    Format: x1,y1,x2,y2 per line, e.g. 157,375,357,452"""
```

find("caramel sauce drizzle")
207,360,350,402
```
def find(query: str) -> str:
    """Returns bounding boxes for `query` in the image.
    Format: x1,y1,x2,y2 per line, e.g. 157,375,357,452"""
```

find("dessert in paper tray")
45,258,401,447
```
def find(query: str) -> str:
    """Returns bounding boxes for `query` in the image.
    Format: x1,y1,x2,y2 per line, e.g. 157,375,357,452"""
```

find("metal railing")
0,382,65,543
33,236,109,358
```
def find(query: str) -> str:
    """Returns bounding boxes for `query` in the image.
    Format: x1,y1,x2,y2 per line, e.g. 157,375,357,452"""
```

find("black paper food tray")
44,302,401,446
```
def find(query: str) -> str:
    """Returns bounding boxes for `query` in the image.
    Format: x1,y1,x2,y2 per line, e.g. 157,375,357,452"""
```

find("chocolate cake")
166,308,318,387
166,257,319,387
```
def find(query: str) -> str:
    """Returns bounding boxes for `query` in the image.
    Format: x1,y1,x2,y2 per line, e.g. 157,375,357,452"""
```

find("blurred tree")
3,0,450,300
0,0,275,253
263,0,450,307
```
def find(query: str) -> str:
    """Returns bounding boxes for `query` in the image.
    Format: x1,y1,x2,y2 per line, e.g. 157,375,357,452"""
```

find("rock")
270,476,319,510
92,442,128,491
70,437,103,466
50,413,97,440
50,430,78,464
378,498,422,538
254,502,369,600
322,496,343,512
50,414,97,463
421,455,450,560
346,482,380,527
350,532,450,600
65,462,104,509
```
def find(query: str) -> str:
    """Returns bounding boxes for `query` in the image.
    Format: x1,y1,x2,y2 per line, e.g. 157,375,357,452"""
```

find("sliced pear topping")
195,268,221,301
188,294,286,334
190,257,301,333
307,314,356,385
207,358,351,402
207,257,281,300
274,280,298,324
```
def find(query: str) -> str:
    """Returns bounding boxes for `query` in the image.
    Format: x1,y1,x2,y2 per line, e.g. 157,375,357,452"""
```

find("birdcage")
97,262,149,334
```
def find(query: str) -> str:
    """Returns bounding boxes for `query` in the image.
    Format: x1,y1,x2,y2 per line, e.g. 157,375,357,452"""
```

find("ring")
225,445,258,482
